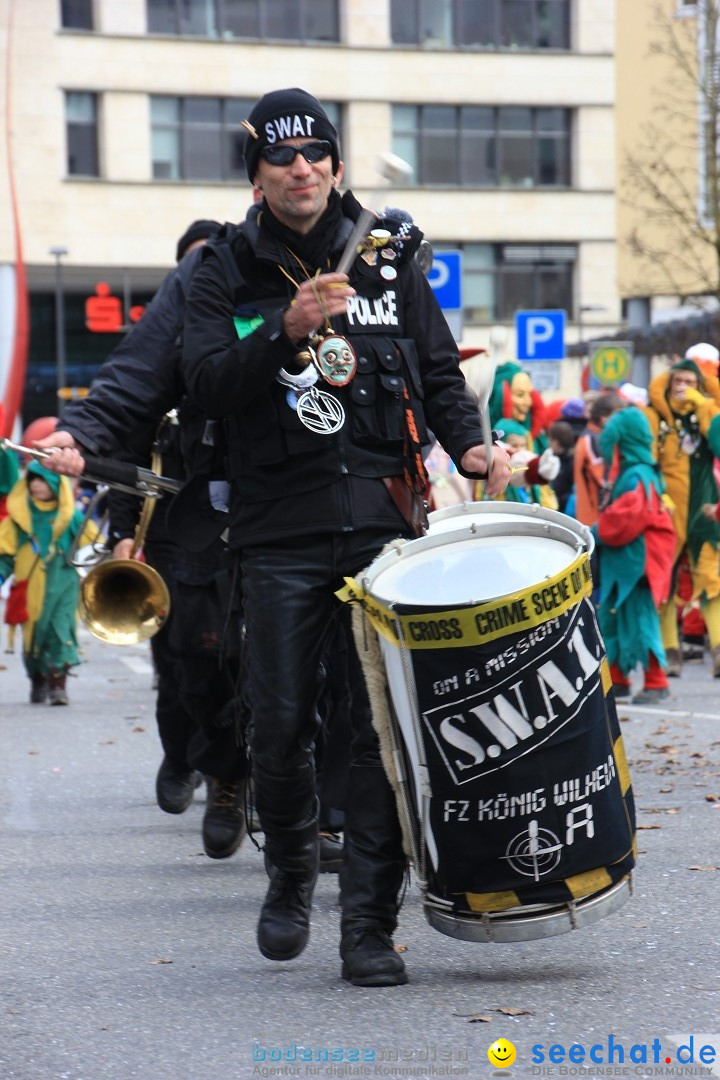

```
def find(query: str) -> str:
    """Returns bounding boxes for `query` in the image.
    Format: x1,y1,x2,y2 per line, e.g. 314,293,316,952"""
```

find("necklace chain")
276,249,332,334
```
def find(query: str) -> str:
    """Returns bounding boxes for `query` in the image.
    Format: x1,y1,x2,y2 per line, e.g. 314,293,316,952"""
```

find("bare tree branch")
619,0,720,300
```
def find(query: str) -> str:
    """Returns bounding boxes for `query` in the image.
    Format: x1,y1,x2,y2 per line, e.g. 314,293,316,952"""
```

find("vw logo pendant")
296,386,345,435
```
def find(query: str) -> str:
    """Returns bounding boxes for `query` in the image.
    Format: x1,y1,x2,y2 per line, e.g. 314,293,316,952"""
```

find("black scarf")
259,188,345,279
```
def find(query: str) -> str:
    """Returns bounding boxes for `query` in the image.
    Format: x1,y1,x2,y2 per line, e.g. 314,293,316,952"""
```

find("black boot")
255,762,319,962
202,777,246,858
48,668,69,706
340,765,408,987
30,674,48,704
319,831,344,873
155,755,202,815
341,928,407,987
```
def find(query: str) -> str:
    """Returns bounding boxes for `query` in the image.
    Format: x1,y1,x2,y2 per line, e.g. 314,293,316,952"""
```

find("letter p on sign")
515,309,566,361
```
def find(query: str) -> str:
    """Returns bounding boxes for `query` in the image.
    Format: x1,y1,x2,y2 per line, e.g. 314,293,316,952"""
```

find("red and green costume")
593,408,676,691
0,462,96,679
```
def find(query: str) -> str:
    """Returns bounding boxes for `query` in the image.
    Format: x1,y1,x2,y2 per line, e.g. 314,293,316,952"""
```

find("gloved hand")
537,447,561,482
683,386,706,408
507,448,533,487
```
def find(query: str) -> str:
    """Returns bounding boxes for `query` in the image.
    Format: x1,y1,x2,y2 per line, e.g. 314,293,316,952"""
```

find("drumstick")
468,355,498,482
335,153,414,276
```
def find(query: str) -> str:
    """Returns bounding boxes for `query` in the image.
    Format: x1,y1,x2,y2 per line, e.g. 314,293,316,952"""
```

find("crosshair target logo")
504,820,563,881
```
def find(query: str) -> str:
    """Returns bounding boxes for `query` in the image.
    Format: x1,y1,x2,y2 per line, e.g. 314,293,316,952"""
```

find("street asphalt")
1,624,719,1080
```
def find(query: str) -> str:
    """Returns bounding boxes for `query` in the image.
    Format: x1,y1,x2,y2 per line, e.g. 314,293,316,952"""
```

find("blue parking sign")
427,251,462,310
515,310,566,361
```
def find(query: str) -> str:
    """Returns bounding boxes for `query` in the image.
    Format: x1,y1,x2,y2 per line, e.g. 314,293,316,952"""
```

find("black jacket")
182,197,485,545
57,249,226,545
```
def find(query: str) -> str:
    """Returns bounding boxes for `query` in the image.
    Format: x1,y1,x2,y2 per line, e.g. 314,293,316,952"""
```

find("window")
151,96,342,181
147,0,339,41
454,243,576,322
61,0,93,29
393,105,570,187
66,92,99,177
391,0,570,49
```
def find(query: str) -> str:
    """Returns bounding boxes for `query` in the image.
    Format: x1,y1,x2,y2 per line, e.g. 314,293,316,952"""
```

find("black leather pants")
241,529,408,910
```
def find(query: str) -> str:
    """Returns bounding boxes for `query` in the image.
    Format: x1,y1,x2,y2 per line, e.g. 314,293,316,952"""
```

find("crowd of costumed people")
424,341,720,702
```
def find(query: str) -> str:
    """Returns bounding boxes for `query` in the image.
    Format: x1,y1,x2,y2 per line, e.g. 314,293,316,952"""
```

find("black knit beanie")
175,219,221,263
242,88,340,183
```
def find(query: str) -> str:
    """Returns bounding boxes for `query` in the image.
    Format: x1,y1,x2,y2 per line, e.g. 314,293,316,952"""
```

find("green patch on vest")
233,313,264,339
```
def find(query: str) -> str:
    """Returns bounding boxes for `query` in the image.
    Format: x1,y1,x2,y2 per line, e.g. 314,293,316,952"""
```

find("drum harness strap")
383,382,430,539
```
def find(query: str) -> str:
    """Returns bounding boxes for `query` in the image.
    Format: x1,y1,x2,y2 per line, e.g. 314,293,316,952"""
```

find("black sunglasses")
259,140,332,166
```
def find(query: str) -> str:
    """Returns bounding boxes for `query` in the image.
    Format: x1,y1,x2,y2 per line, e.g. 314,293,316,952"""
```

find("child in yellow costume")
0,461,98,704
643,357,720,677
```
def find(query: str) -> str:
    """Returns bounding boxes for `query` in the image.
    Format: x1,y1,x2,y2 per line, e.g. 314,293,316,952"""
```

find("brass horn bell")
79,556,171,646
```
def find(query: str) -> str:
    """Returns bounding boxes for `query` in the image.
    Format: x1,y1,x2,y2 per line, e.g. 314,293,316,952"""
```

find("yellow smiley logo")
488,1039,517,1069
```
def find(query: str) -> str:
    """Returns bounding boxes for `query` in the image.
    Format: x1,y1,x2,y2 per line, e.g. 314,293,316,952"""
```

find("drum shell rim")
362,515,592,611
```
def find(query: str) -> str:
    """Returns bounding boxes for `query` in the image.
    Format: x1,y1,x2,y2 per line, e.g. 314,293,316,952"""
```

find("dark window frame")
65,91,100,177
391,0,570,50
146,0,339,42
394,104,571,188
60,0,94,30
445,242,577,323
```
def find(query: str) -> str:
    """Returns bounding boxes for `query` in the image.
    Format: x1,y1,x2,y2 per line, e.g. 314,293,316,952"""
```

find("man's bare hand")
283,272,355,345
460,444,512,498
32,432,87,477
112,538,135,560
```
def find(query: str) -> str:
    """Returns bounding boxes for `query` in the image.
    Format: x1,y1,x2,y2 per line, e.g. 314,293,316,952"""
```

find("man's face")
254,138,343,234
669,369,698,400
510,372,533,422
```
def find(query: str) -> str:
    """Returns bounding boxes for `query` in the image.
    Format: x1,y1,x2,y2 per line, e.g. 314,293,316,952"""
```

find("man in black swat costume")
181,87,511,986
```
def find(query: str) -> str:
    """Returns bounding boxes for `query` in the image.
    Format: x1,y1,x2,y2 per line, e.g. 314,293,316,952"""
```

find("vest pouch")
277,387,333,457
378,372,406,441
346,338,405,446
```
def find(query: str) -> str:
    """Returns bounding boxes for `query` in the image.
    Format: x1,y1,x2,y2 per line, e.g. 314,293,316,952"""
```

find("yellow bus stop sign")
589,342,632,386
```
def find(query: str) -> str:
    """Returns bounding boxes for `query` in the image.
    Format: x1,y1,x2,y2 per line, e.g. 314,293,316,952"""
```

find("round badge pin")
380,265,398,281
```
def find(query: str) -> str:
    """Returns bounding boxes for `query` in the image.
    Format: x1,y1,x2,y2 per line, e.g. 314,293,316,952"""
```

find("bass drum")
353,501,635,943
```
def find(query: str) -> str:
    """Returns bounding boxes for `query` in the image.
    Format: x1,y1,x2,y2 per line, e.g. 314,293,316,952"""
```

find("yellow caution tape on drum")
336,551,593,650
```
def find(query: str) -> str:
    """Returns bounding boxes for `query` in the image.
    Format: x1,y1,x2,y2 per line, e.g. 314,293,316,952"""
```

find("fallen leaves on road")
453,1007,534,1023
687,865,720,871
150,957,173,965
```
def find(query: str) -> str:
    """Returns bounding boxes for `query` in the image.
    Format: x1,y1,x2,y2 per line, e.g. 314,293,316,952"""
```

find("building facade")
616,0,720,326
0,0,618,422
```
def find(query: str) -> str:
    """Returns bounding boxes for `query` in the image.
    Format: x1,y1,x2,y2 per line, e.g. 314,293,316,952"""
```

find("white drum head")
365,502,592,609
